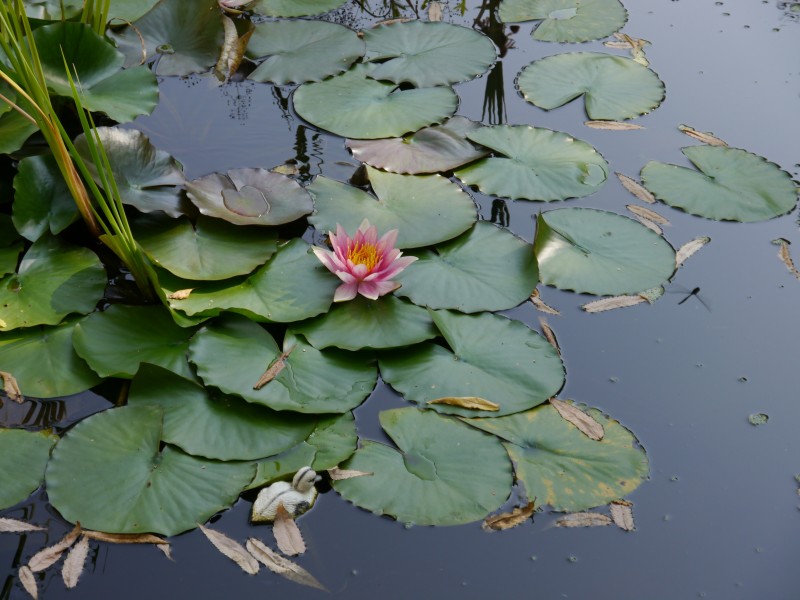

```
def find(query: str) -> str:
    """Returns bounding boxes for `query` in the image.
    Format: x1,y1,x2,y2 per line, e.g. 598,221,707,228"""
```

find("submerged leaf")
428,396,500,411
550,399,604,441
678,124,728,147
0,518,45,533
28,524,82,573
61,535,89,589
246,538,327,591
482,501,537,531
609,499,635,531
556,512,612,527
273,505,305,557
199,524,259,575
675,237,711,268
616,173,655,204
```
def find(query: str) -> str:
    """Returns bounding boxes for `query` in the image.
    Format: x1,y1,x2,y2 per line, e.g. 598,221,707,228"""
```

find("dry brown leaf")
427,396,499,411
775,239,800,279
482,501,536,531
327,466,373,481
603,40,634,49
254,346,296,390
550,399,604,441
0,371,23,402
582,295,645,313
246,538,327,592
633,215,662,235
556,512,612,528
215,15,253,79
155,543,174,561
539,317,560,354
273,505,306,557
61,535,89,589
375,18,413,26
626,204,670,225
616,173,655,204
198,524,259,575
167,288,194,300
19,566,37,600
675,236,710,268
28,524,82,573
678,124,728,146
609,500,635,531
0,518,45,533
584,120,644,131
530,289,560,315
83,531,168,546
428,1,443,21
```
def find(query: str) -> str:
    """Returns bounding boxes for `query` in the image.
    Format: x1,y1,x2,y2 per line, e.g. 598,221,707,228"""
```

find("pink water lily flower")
312,219,417,302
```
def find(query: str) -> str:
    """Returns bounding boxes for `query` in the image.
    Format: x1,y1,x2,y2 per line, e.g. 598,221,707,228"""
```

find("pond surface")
2,0,799,598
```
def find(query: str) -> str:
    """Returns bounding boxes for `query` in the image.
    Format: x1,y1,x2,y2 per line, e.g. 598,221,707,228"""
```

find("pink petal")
376,228,399,253
312,246,341,273
334,282,358,302
350,263,370,279
358,279,401,299
336,270,358,283
373,255,418,280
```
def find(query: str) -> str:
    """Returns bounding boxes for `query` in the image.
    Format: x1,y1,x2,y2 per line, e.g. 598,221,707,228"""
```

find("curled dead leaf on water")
0,371,23,403
28,524,82,573
427,396,500,411
482,500,537,531
155,543,174,561
327,466,373,481
616,173,655,204
584,120,644,131
633,215,662,235
530,288,560,315
246,538,327,592
428,1,443,21
254,346,296,390
675,237,711,268
556,512,613,528
83,531,168,546
678,124,728,147
539,317,560,354
627,205,670,225
773,238,800,279
61,535,89,589
609,500,635,531
0,518,45,533
273,505,306,557
167,288,194,300
215,15,253,80
198,524,259,575
550,399,604,441
582,295,646,313
19,565,37,600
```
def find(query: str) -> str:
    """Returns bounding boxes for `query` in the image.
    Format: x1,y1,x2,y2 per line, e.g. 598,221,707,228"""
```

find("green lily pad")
345,117,489,175
333,407,513,525
293,62,458,139
455,125,608,201
0,235,106,330
12,154,79,242
533,208,676,295
499,0,627,42
0,319,101,398
248,412,357,490
640,146,798,222
0,84,38,155
465,403,649,511
108,0,160,21
133,214,278,281
0,429,58,510
24,0,82,20
380,310,564,417
34,22,157,123
189,315,376,414
186,169,313,226
109,0,224,76
518,53,665,121
395,222,538,313
72,304,197,380
307,167,477,249
247,20,364,85
363,20,496,87
162,239,337,323
251,0,348,17
128,365,315,461
46,404,256,535
0,215,24,278
75,127,187,217
296,296,438,351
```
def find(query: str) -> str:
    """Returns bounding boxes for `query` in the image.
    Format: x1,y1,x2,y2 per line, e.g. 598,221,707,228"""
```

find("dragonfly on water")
668,285,711,311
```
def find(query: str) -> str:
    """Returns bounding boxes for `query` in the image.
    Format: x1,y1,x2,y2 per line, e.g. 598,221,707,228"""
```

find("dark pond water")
2,0,799,598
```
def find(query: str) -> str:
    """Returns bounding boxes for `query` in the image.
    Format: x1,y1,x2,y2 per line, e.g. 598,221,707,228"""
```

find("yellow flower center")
348,242,381,270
